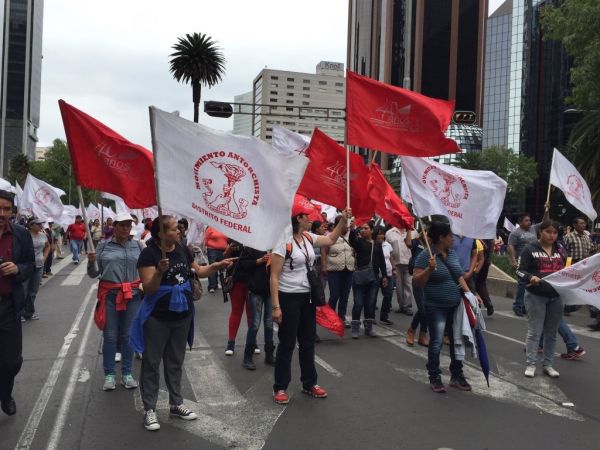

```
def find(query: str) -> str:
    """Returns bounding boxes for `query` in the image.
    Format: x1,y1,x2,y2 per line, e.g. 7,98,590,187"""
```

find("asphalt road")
2,253,600,450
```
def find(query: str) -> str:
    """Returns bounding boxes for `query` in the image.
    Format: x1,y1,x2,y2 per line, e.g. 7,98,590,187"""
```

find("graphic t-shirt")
272,232,318,293
508,227,538,259
516,242,565,297
137,242,193,320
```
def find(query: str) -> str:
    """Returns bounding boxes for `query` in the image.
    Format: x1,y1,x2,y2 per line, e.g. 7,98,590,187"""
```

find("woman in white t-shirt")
22,218,50,321
270,203,351,405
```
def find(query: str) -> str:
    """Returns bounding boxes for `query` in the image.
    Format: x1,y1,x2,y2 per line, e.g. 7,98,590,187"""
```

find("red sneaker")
302,385,328,398
273,390,289,404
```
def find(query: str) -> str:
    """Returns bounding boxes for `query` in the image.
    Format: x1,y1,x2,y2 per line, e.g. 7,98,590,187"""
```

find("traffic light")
204,101,234,118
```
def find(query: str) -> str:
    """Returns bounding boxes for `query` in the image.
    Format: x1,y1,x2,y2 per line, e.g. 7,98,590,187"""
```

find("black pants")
475,262,493,309
273,291,317,391
0,311,22,401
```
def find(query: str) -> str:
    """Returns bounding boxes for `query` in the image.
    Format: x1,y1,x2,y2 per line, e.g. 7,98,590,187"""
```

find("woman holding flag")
270,203,351,405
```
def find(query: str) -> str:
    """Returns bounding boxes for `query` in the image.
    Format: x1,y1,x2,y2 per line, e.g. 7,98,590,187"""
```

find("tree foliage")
169,32,226,123
7,153,31,186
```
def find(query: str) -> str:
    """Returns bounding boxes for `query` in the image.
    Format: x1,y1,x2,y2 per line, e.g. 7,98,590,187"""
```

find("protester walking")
90,219,103,249
376,227,395,325
385,225,416,315
103,217,115,240
0,190,35,417
87,212,144,392
270,205,351,405
508,214,538,316
21,218,50,321
52,222,64,259
132,216,233,431
413,221,473,393
67,215,87,264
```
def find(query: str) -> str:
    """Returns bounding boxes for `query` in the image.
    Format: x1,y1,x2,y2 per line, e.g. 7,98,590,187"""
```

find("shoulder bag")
353,240,376,286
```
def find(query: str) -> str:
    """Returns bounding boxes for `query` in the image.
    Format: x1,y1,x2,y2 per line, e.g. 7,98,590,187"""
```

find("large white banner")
401,156,507,239
150,107,309,250
544,254,600,308
549,148,597,220
20,174,64,221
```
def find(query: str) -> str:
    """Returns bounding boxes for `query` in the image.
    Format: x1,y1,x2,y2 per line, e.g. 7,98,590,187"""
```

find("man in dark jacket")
0,190,35,416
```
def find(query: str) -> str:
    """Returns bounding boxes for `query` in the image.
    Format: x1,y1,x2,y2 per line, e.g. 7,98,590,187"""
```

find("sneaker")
20,316,26,323
115,352,122,363
524,365,536,378
30,314,39,320
513,309,524,317
208,288,216,294
449,374,472,391
561,346,586,360
144,409,160,431
42,273,48,278
302,385,328,398
254,346,261,355
543,366,560,378
225,341,235,356
103,374,116,391
170,404,197,420
122,374,138,389
343,320,351,329
430,377,447,393
273,390,289,404
380,318,394,326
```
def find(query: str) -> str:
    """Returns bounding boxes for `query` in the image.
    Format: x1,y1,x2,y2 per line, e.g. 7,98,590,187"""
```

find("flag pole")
148,106,166,259
76,185,95,254
344,108,351,209
544,149,556,220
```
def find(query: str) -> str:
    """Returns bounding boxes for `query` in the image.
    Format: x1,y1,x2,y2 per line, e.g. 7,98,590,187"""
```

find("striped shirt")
563,231,594,261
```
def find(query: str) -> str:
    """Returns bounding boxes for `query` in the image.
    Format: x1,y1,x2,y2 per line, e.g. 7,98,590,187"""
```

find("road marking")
15,285,97,450
495,310,600,341
43,256,72,280
46,289,97,450
60,258,89,286
133,330,285,449
314,355,343,377
376,325,583,421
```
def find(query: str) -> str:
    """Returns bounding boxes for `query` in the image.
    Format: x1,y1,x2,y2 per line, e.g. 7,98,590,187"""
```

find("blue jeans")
22,267,43,318
328,269,353,320
103,290,141,376
351,278,379,320
539,319,578,352
379,277,393,320
246,292,274,347
206,248,224,290
525,292,563,367
425,305,462,380
513,279,526,312
410,285,428,332
70,239,83,262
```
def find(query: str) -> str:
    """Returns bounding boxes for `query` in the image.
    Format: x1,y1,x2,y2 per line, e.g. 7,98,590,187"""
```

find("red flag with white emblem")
368,163,414,230
58,100,156,208
346,70,460,156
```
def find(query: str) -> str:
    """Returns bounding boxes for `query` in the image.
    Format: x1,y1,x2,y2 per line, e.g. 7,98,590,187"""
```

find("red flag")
346,70,460,156
58,100,156,208
316,305,345,338
368,163,414,230
292,194,322,222
297,128,372,223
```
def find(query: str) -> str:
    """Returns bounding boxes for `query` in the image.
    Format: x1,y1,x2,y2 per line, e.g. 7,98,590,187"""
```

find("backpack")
284,232,313,270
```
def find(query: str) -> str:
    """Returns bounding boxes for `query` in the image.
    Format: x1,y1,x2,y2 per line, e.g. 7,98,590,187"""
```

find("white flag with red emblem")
549,148,597,221
272,125,311,157
20,174,64,221
401,156,507,239
150,107,309,250
544,254,600,308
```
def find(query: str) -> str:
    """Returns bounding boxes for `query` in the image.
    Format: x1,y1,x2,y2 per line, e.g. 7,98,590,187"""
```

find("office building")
34,145,48,160
0,0,44,175
251,61,345,143
232,91,252,136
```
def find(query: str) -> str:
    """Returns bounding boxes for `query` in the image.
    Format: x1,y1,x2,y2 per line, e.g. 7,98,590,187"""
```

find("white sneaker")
543,366,560,378
524,365,536,378
225,349,234,356
144,409,160,431
169,404,198,421
115,352,122,363
103,374,116,391
254,347,261,355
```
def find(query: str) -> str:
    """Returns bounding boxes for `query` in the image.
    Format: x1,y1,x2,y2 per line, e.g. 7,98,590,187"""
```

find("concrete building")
232,91,253,136
34,145,48,160
0,0,44,174
251,61,345,143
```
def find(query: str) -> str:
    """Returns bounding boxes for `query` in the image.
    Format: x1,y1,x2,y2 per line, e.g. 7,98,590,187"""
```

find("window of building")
303,86,310,91
318,81,327,85
270,98,278,102
335,82,343,87
286,100,293,104
271,76,279,80
303,79,310,84
303,94,309,98
302,101,309,105
336,89,343,94
319,88,326,93
286,107,293,111
287,93,294,97
270,83,278,88
270,91,277,95
332,111,341,116
287,77,294,82
286,85,293,89
283,121,295,126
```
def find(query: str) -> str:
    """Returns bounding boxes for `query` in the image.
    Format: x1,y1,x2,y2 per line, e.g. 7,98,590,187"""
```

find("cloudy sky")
39,0,504,149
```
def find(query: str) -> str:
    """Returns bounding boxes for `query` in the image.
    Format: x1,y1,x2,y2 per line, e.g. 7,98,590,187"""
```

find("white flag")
102,192,131,214
56,205,81,228
503,217,516,232
549,148,597,220
101,205,116,220
400,173,413,205
544,255,600,308
150,107,309,250
15,181,23,207
401,157,507,239
86,203,101,222
0,177,15,193
272,125,310,156
20,174,64,221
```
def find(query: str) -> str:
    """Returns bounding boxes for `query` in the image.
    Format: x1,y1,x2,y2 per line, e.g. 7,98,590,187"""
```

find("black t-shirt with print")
137,242,193,320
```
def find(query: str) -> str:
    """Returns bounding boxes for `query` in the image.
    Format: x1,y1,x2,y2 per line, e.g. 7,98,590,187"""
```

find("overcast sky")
39,0,505,149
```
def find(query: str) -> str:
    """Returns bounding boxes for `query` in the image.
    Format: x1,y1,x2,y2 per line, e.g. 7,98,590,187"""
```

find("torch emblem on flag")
372,101,419,132
422,166,469,210
565,174,585,203
323,160,349,189
34,186,54,208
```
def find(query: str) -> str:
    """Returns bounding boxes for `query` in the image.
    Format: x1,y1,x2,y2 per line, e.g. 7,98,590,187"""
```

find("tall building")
251,61,346,143
347,0,488,169
232,91,252,136
0,0,44,175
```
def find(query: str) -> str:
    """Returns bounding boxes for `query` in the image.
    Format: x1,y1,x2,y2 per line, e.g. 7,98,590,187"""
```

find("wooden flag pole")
148,106,166,259
543,150,556,221
76,185,96,254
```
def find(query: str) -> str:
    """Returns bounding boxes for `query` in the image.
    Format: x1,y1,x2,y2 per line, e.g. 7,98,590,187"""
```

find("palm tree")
169,33,226,123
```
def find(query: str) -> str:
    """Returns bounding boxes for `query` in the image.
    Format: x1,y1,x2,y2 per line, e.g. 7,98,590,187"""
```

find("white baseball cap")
113,212,134,223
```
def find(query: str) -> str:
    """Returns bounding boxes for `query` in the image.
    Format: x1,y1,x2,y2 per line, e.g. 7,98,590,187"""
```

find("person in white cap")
21,217,50,321
87,212,144,392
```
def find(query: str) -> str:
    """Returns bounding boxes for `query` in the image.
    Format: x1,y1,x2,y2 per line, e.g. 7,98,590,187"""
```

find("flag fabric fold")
58,100,156,208
401,157,506,239
368,163,414,230
272,125,311,157
549,148,597,221
297,128,372,224
150,107,309,251
544,255,600,309
346,70,460,156
20,174,65,221
503,217,516,232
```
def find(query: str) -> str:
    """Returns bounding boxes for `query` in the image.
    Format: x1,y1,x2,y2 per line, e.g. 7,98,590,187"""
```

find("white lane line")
15,285,97,450
495,310,600,341
60,258,89,286
43,256,72,279
46,288,97,450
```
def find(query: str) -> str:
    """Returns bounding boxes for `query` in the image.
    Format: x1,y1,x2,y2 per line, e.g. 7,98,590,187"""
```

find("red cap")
292,194,316,217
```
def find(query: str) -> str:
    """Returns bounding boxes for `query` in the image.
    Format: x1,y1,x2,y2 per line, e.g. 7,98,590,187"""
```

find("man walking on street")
52,222,64,259
66,215,87,264
0,190,35,416
508,214,538,316
386,225,416,315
